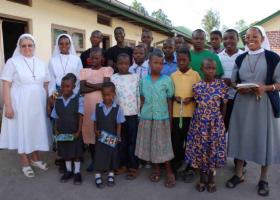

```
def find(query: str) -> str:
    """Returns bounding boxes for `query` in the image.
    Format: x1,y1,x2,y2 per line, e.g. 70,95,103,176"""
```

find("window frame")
7,0,32,6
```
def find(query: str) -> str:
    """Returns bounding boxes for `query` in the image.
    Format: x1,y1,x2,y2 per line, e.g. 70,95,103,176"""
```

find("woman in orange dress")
80,49,113,171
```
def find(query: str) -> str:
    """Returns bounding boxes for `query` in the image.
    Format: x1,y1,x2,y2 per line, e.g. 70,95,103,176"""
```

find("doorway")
102,35,110,50
1,18,28,62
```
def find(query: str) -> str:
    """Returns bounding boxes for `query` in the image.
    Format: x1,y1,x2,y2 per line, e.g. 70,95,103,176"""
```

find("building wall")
262,15,280,55
0,0,168,62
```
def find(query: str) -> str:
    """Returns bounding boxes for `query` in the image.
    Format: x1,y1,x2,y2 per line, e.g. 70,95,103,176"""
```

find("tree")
131,0,149,16
235,19,248,32
201,9,220,37
151,9,172,26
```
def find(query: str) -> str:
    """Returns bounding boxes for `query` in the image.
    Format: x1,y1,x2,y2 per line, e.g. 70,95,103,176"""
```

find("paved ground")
0,150,279,200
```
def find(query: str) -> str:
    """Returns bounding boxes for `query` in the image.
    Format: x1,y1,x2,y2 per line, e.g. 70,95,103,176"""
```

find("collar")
248,48,264,55
177,68,193,75
132,60,149,69
164,56,177,64
221,49,243,57
99,101,117,108
57,93,76,101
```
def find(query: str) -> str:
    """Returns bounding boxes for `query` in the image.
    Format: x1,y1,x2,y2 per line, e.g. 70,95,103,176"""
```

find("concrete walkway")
0,150,279,200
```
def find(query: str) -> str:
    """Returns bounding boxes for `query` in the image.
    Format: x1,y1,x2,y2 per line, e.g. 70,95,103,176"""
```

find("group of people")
0,24,280,197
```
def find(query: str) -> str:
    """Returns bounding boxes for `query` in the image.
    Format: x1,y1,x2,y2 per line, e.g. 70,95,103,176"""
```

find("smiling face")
223,31,238,53
114,28,125,43
117,56,130,74
245,28,264,51
19,38,35,57
58,37,71,54
102,87,115,105
90,51,102,68
61,79,75,97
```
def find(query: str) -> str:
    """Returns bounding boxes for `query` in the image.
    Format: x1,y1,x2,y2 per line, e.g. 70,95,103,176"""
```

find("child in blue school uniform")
51,73,84,185
92,82,126,188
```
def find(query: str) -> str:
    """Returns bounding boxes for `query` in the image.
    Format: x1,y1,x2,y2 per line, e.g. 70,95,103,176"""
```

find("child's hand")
223,78,232,87
5,105,14,119
174,96,182,104
183,97,193,105
95,130,101,138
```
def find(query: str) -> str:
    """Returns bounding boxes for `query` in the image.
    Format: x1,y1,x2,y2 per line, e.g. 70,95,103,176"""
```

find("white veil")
245,25,271,51
12,33,36,58
52,34,76,57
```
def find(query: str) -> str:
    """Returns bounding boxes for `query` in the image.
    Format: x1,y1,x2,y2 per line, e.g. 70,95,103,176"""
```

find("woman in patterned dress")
185,58,228,193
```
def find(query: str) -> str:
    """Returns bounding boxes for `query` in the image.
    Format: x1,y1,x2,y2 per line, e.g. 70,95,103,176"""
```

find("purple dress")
185,79,228,172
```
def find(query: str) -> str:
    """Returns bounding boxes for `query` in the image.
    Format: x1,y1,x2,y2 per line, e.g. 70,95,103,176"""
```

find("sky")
119,0,279,31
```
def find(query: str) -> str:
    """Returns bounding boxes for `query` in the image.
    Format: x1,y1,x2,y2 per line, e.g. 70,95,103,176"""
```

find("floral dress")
185,79,228,172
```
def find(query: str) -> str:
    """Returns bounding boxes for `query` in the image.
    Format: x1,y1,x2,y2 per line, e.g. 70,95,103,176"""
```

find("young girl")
92,82,125,188
185,58,228,193
135,52,175,188
80,49,113,172
111,53,140,179
51,73,84,185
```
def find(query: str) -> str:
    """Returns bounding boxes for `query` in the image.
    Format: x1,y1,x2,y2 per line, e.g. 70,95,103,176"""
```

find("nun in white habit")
48,34,82,98
0,33,50,177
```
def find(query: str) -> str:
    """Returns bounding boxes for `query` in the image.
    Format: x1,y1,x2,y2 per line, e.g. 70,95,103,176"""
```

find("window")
124,39,136,48
51,24,85,53
7,0,31,6
97,14,112,27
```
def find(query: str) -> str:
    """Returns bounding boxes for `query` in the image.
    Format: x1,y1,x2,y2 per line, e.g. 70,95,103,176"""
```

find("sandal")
258,180,269,196
149,169,161,182
164,174,176,188
196,182,206,192
207,183,217,193
22,166,35,178
226,175,244,188
31,160,48,171
126,168,139,180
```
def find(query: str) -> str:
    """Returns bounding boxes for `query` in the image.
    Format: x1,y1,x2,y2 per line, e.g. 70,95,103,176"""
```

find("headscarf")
245,25,271,51
52,34,76,57
12,33,36,58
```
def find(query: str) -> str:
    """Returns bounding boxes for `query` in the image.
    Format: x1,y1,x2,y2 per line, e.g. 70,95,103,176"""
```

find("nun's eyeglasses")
20,44,34,48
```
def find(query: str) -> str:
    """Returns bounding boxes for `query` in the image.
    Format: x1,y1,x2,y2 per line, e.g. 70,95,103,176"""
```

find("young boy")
106,27,133,72
190,29,224,78
174,34,187,51
210,30,224,54
51,73,84,185
141,29,160,55
162,38,177,76
171,47,201,181
129,45,149,79
80,30,106,68
111,53,140,179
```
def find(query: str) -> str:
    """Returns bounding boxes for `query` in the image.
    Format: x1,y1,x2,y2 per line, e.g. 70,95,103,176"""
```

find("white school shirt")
218,49,244,99
111,73,140,116
48,54,83,96
128,60,149,79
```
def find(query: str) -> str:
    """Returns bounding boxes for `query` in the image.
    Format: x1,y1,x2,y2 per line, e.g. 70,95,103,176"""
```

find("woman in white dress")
0,34,50,177
48,34,82,100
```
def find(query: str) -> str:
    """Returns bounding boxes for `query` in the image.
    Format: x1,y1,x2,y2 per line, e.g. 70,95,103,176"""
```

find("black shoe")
107,175,115,187
73,173,82,185
258,180,269,196
60,171,73,183
95,177,105,189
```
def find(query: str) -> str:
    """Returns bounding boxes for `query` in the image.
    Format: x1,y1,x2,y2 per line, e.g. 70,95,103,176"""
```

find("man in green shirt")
190,29,224,78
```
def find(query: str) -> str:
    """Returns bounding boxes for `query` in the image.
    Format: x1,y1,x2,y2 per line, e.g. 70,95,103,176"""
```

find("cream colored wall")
262,15,280,31
0,0,168,62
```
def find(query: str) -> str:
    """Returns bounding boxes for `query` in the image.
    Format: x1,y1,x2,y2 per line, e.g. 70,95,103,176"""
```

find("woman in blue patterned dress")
185,58,228,193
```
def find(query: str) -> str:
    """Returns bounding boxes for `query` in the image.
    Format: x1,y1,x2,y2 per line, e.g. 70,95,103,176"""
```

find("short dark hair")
62,73,77,84
102,81,116,92
149,50,164,60
163,38,175,46
117,53,130,63
192,29,206,37
175,34,184,38
176,46,191,61
114,27,125,34
134,45,145,51
210,30,222,38
91,30,103,38
224,29,239,38
142,28,152,35
202,58,216,67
